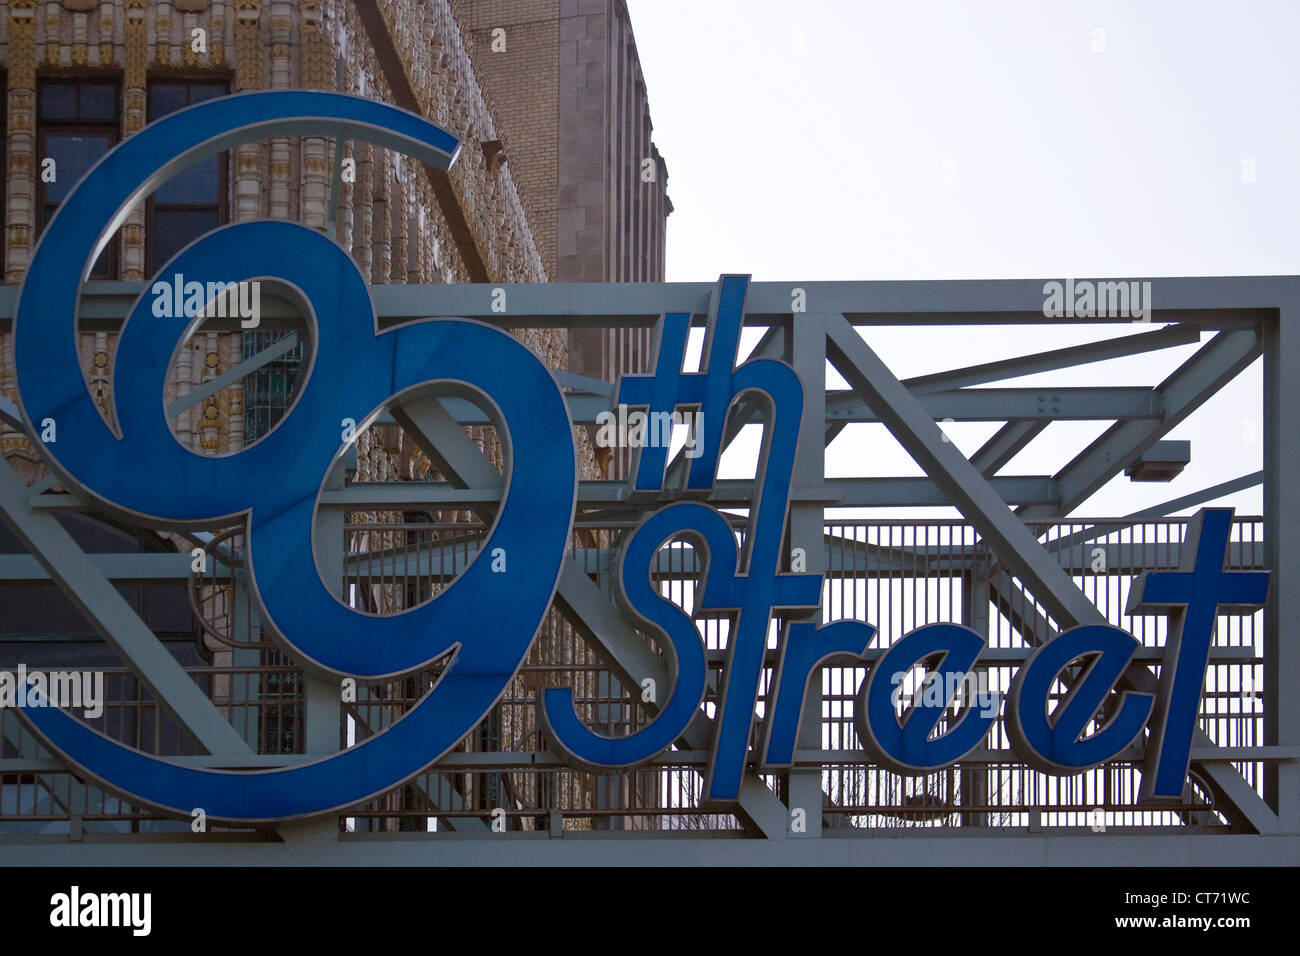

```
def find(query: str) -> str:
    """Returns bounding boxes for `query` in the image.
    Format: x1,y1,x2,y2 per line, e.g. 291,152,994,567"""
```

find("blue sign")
11,92,1270,822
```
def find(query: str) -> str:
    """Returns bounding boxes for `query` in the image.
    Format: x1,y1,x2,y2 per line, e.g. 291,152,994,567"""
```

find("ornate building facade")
0,0,669,832
455,0,672,475
0,0,581,478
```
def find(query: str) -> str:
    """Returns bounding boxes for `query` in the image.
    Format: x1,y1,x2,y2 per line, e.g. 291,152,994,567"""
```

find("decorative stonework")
0,0,614,831
181,7,199,67
375,0,547,286
299,0,327,86
63,0,96,66
209,0,225,65
43,0,60,67
266,0,290,221
354,140,373,281
1,0,591,487
0,330,39,482
6,3,36,284
98,1,117,66
234,0,263,90
154,0,172,66
232,0,263,239
120,5,147,282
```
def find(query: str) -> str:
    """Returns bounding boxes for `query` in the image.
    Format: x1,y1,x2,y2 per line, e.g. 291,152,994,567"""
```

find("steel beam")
391,392,794,837
1,273,1290,848
414,386,1161,428
391,395,505,496
343,403,493,832
971,421,1049,476
3,740,1285,773
826,387,1163,424
0,459,250,757
390,394,794,833
1264,308,1300,830
826,317,1113,629
902,323,1201,394
167,333,301,418
278,460,345,842
553,561,790,837
984,473,1265,673
1032,473,1265,564
319,475,1060,510
1020,330,1262,519
824,315,1279,834
12,277,1288,333
784,314,830,835
1120,472,1264,521
0,722,93,832
0,552,224,582
343,538,1266,583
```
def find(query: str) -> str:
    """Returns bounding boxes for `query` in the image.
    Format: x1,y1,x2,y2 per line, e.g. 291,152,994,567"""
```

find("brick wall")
456,0,560,277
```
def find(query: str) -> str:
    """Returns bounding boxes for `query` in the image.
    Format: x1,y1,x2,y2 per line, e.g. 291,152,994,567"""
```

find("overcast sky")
624,0,1296,517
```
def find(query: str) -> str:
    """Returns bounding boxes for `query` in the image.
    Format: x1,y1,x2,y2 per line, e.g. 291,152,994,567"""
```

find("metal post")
1264,310,1299,831
278,462,344,843
230,569,260,751
784,313,828,836
960,562,990,827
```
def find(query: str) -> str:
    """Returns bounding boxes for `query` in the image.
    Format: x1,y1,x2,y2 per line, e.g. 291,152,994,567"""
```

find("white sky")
625,0,1297,518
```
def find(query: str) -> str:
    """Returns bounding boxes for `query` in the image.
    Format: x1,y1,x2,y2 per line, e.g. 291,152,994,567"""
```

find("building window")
146,80,229,275
38,80,120,278
146,81,303,447
241,330,304,444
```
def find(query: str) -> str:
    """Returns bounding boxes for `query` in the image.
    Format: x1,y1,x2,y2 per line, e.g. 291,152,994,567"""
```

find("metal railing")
0,515,1268,834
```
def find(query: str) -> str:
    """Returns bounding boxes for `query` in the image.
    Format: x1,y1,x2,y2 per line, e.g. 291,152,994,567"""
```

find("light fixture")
1125,440,1191,482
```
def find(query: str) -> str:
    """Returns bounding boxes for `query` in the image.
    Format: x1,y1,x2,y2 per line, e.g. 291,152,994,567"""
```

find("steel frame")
0,275,1296,865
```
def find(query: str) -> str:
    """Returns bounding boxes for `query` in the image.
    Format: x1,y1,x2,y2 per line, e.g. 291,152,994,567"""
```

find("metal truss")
0,276,1296,865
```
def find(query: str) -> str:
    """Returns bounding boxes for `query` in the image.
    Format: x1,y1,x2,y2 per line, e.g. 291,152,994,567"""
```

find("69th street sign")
10,91,1269,823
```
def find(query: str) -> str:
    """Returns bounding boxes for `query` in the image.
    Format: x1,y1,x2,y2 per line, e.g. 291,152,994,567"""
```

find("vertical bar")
278,459,346,842
1263,314,1297,828
232,568,260,750
785,314,828,835
961,543,991,827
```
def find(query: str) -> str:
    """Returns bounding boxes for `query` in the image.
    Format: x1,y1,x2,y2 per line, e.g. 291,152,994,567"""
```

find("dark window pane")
39,85,76,120
146,84,229,277
88,243,112,280
152,208,219,268
155,155,220,204
188,84,226,105
79,85,117,120
43,133,111,203
148,84,188,120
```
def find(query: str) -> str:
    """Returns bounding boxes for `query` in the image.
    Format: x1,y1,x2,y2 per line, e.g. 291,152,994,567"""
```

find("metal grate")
0,515,1268,834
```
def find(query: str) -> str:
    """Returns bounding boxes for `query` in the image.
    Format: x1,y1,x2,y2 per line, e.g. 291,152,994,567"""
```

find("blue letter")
762,619,876,767
1125,508,1269,801
855,623,998,774
1007,624,1154,772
